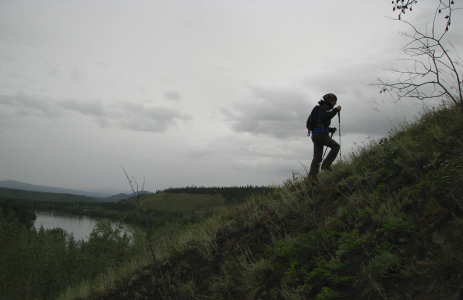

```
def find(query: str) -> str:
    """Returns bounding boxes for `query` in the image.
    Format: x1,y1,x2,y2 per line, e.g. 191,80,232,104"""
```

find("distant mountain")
85,187,129,196
102,193,130,202
0,187,98,202
0,180,113,198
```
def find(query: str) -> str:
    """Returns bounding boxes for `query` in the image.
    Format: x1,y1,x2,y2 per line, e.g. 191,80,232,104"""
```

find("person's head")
322,93,337,108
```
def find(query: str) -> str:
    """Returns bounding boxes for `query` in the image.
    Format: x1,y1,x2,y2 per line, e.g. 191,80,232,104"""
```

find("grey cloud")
96,62,110,68
59,99,105,117
223,86,310,139
0,54,19,64
115,102,192,133
301,60,390,96
0,23,20,42
47,68,59,76
70,69,82,81
0,92,60,118
165,91,181,101
183,134,301,164
0,92,192,133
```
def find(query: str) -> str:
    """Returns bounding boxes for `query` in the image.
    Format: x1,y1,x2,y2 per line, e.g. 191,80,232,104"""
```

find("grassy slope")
62,102,463,300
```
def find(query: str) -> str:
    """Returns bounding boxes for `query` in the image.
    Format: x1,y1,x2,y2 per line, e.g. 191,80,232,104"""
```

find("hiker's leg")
309,134,324,177
321,137,340,171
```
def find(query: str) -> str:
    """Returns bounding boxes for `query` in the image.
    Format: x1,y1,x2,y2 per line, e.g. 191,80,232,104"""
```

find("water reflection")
34,210,135,241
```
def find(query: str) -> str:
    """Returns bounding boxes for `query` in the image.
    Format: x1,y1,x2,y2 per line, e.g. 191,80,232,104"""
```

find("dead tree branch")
122,167,157,265
373,1,462,111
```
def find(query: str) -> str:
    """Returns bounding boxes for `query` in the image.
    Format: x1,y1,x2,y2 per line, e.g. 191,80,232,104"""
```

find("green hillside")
55,101,463,300
1,101,458,300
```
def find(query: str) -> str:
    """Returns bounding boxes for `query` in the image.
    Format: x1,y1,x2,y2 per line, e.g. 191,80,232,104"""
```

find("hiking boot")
307,173,319,183
320,164,332,171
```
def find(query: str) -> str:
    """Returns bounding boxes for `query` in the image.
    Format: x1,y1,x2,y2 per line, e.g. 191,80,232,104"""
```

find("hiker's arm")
324,107,339,120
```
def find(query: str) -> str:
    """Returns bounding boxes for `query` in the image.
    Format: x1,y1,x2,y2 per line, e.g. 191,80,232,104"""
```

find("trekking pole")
338,111,342,160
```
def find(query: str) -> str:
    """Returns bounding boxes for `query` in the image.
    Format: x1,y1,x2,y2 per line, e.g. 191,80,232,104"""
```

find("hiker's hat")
323,93,337,102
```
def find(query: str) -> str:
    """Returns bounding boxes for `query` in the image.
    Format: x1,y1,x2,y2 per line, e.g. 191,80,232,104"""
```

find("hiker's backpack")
306,105,320,135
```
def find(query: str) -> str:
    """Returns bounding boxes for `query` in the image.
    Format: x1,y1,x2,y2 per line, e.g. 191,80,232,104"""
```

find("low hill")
63,102,463,300
0,180,112,198
103,193,131,202
0,181,152,203
0,187,98,202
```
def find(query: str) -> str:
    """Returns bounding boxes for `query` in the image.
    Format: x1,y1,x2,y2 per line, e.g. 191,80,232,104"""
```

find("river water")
33,210,136,241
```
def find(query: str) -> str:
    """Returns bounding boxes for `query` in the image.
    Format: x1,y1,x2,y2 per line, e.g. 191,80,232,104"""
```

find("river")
33,210,137,241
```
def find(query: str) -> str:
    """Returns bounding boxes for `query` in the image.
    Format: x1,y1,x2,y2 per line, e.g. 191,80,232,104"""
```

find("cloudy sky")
1,0,462,194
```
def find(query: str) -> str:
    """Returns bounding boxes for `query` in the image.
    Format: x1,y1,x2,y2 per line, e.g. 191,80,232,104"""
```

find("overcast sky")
1,0,462,194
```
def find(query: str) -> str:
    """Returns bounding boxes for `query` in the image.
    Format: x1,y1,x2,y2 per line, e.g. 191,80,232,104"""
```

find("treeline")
0,198,36,225
157,185,275,204
0,198,145,300
30,199,136,212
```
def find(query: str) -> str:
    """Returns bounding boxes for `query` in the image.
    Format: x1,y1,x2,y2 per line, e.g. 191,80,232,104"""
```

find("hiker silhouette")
308,93,341,178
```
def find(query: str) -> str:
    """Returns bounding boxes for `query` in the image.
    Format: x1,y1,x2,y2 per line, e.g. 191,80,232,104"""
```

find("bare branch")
373,2,462,110
121,166,157,266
